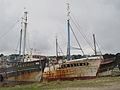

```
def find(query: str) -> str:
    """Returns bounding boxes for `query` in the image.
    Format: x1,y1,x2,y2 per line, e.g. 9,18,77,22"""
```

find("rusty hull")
97,57,116,77
43,57,102,81
5,71,42,82
1,59,47,82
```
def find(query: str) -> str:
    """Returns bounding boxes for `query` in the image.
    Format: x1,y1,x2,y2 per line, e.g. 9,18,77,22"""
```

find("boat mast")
19,29,22,55
93,34,97,55
23,11,28,61
56,37,58,62
67,3,71,61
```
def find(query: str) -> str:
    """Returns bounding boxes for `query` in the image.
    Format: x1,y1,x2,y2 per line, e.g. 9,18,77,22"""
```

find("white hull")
43,56,102,81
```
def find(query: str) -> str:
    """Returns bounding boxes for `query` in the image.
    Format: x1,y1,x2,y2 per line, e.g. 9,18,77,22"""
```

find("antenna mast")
23,11,28,62
19,29,22,55
93,34,97,55
67,3,71,61
19,19,24,56
56,37,58,62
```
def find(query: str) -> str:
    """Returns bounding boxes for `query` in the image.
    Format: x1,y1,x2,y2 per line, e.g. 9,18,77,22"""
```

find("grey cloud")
0,0,120,55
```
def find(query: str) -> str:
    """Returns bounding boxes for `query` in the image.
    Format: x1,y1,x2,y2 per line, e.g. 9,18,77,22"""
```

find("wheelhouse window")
60,62,89,69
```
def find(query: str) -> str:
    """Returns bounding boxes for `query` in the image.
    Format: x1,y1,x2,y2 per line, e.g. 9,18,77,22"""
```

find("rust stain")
7,71,42,81
43,58,102,81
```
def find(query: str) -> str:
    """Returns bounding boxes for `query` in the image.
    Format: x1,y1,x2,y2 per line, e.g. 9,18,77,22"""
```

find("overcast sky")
0,0,120,56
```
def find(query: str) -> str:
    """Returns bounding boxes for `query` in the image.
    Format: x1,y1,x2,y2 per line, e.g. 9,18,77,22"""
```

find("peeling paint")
43,57,102,81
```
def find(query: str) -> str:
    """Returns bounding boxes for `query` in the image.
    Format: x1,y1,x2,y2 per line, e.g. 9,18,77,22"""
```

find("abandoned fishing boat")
43,4,103,81
0,11,47,82
97,54,118,77
92,34,119,76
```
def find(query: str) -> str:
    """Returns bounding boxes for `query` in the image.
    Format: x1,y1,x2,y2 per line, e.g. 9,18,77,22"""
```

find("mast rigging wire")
70,14,105,55
69,24,85,55
14,36,21,54
96,41,102,55
26,30,31,53
0,20,20,40
58,44,64,56
70,15,95,52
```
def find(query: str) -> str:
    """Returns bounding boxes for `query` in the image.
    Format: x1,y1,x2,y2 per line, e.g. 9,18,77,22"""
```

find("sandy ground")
53,82,120,90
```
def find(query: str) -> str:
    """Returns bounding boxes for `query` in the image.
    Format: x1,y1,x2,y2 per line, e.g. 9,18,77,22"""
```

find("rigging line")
71,17,94,50
96,40,108,54
71,13,107,55
96,41,103,55
70,16,94,51
0,20,20,40
98,41,107,53
14,36,20,53
58,45,64,56
70,14,94,51
26,30,31,52
69,24,85,55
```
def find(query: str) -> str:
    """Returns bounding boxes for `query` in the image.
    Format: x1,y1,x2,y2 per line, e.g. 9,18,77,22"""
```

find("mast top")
24,11,28,23
22,11,28,24
24,7,28,15
67,3,70,20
